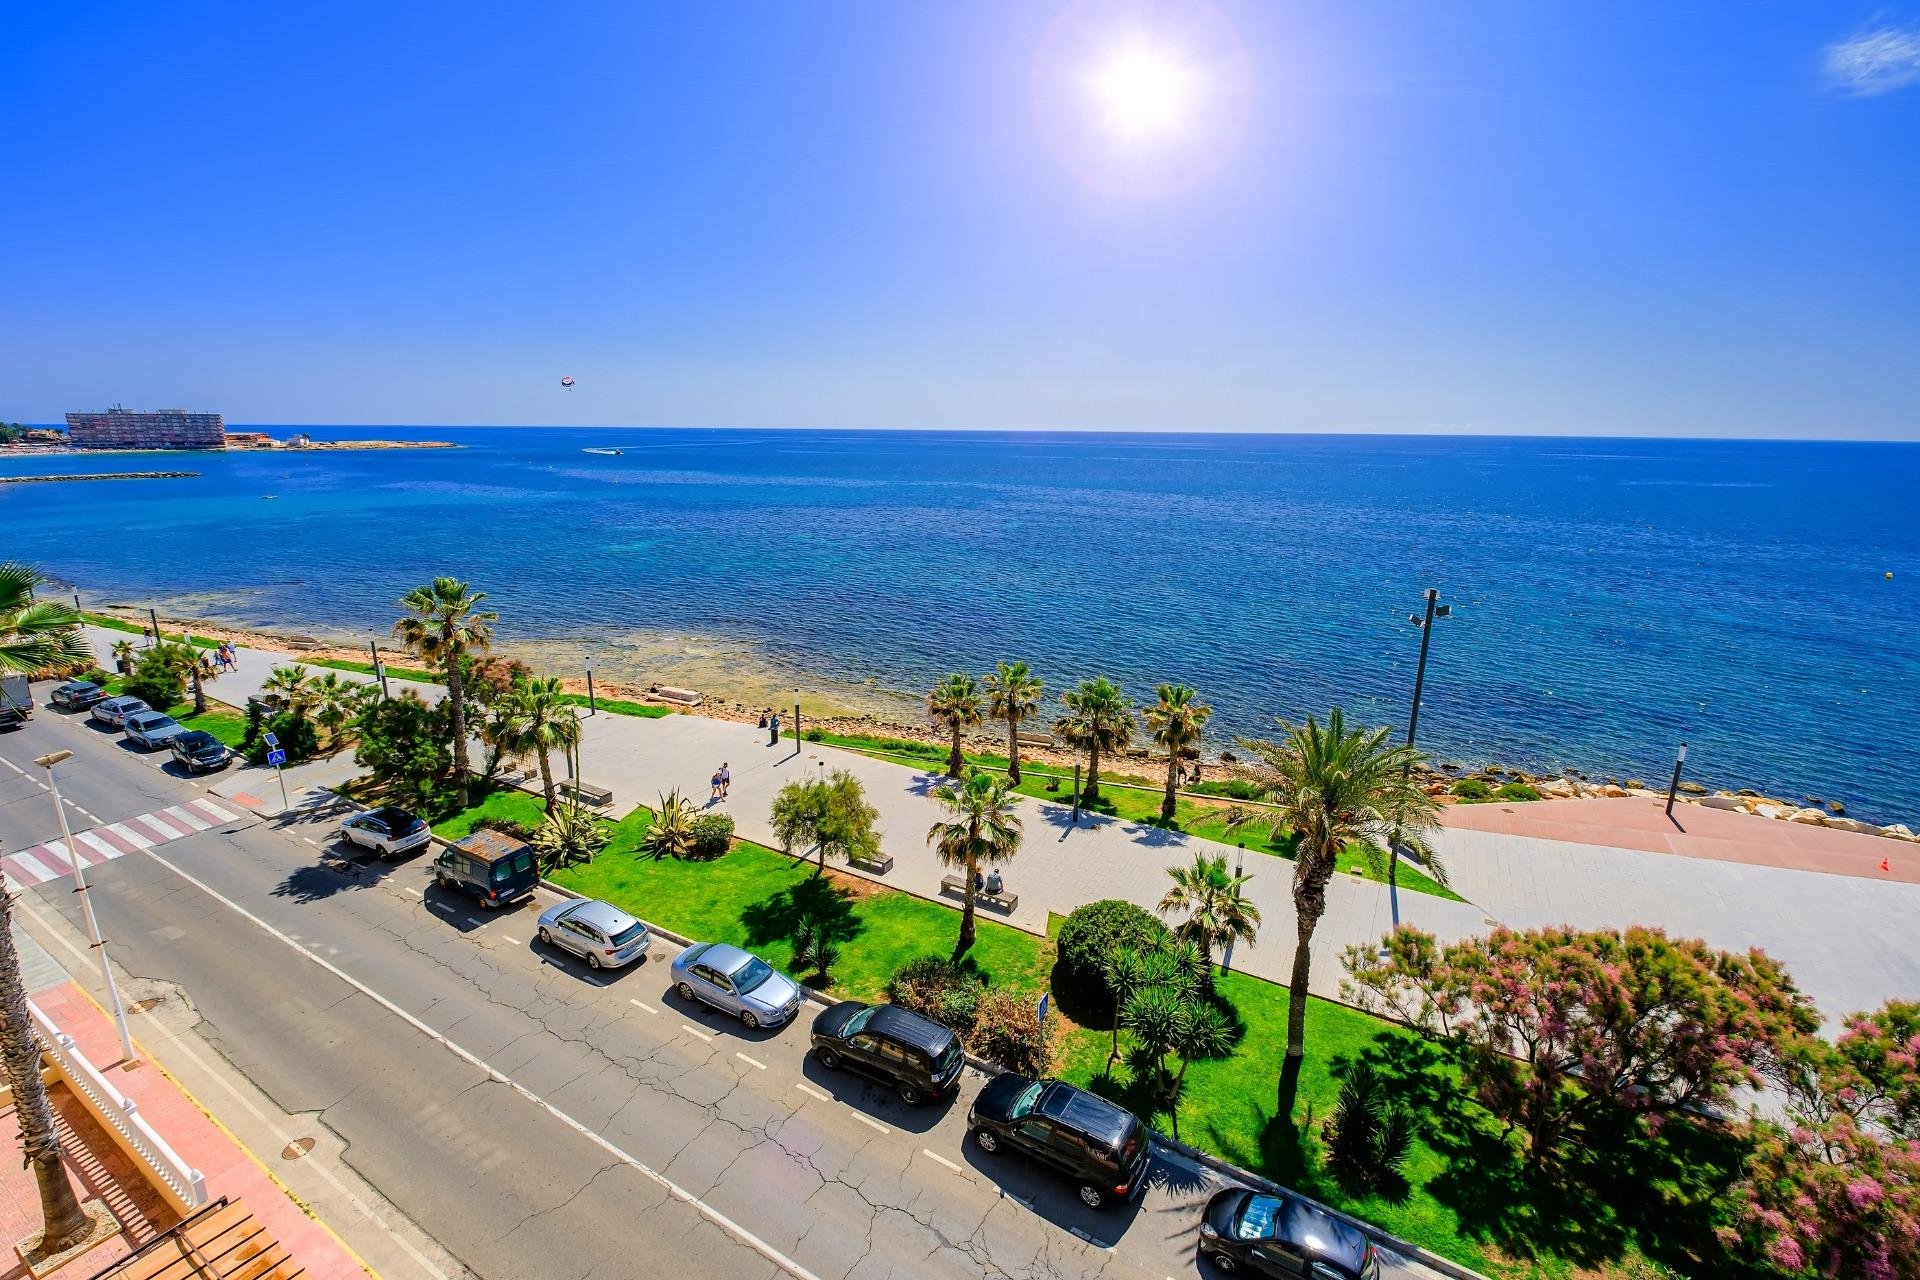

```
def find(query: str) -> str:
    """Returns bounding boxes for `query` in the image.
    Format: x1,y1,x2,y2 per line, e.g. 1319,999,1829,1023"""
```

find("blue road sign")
266,748,287,767
1037,992,1050,1024
263,731,279,748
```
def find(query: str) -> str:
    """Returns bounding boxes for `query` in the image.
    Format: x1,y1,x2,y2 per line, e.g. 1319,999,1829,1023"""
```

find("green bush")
1494,781,1541,802
243,711,319,766
972,988,1050,1075
1323,1061,1413,1195
1191,778,1261,801
1450,777,1492,801
887,955,981,1029
1052,899,1169,1023
689,813,735,860
476,816,537,841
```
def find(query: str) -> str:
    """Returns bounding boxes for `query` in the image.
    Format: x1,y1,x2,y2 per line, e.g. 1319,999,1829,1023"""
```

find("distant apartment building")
65,407,226,450
223,431,277,449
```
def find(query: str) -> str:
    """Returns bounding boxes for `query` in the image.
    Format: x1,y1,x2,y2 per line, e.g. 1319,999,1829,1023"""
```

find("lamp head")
34,750,74,769
1434,604,1452,618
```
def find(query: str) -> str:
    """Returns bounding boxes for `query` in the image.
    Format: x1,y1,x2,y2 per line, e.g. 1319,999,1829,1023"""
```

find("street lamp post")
33,751,137,1064
1390,589,1452,920
1221,846,1246,974
369,640,389,699
1665,742,1689,819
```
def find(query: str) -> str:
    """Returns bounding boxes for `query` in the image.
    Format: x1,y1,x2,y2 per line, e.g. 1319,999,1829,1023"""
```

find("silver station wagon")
670,941,803,1030
535,898,652,970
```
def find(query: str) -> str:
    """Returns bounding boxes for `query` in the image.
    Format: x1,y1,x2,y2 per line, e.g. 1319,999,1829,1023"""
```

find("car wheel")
435,871,452,889
676,981,696,1002
973,1128,999,1154
739,1009,759,1030
479,895,500,910
817,1047,842,1071
1077,1184,1106,1210
588,952,603,970
1210,1250,1238,1274
897,1081,923,1106
538,927,553,945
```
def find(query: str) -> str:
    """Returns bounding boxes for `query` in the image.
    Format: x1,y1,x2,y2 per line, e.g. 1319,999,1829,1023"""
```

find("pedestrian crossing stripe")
3,797,243,886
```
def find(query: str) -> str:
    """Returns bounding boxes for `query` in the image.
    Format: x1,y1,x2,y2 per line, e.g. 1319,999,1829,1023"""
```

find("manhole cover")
281,1137,316,1161
127,998,166,1015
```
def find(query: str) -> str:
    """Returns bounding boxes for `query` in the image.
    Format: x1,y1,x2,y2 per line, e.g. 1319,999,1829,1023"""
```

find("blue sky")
3,2,1916,437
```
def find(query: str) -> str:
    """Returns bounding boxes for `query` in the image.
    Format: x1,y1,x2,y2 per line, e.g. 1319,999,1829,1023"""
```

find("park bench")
847,849,894,875
651,685,703,707
1015,732,1055,749
558,780,615,808
940,873,1019,914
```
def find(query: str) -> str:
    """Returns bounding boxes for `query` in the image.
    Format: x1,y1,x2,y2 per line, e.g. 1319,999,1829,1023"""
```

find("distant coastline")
0,470,197,485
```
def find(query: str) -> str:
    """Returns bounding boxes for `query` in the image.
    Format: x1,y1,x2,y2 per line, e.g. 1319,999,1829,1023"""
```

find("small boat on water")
582,447,622,456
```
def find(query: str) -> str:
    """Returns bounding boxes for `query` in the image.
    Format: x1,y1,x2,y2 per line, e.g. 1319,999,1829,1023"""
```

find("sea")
5,428,1916,823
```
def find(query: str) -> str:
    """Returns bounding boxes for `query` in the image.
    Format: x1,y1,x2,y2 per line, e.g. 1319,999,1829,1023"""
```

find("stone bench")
940,873,1018,914
1015,732,1055,749
847,849,894,875
651,686,702,707
558,780,615,808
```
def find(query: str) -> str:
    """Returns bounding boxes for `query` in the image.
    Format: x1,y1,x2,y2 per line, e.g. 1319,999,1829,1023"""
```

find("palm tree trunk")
446,657,470,808
955,850,978,957
1161,756,1178,822
1278,878,1329,1119
948,723,963,777
0,892,91,1248
1171,1057,1196,1139
537,744,555,809
190,662,207,716
1086,741,1101,801
1006,718,1021,786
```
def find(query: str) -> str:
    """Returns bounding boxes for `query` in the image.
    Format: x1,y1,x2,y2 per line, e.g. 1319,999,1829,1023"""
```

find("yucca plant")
642,789,699,859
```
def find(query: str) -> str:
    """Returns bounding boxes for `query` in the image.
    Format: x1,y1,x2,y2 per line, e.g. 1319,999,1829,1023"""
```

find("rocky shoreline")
83,605,1917,845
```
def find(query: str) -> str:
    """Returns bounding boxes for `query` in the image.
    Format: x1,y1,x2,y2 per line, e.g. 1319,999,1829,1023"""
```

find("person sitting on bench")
985,868,1004,897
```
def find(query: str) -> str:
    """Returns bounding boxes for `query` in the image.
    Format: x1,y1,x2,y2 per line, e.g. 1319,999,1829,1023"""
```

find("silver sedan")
669,941,803,1030
535,898,652,970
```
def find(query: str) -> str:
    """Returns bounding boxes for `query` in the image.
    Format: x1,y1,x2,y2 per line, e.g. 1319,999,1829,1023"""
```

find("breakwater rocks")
0,470,198,484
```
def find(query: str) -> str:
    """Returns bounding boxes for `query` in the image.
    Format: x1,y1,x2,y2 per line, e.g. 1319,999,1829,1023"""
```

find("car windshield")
934,1038,962,1075
730,956,776,993
1007,1081,1045,1119
611,920,649,947
841,1007,874,1036
1234,1195,1284,1241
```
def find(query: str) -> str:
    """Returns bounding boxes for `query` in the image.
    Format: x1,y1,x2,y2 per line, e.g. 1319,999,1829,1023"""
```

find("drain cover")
281,1137,316,1160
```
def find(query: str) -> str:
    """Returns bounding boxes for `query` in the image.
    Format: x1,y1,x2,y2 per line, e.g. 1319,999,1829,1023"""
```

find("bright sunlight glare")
1086,41,1195,142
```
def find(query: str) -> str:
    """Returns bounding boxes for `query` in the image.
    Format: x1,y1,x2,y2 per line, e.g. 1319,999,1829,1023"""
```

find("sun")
1086,41,1195,142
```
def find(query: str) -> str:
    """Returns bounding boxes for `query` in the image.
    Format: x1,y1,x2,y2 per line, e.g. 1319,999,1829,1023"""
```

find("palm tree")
925,769,1023,956
110,638,135,675
0,870,92,1251
1054,676,1135,803
1158,852,1261,969
501,676,582,809
393,578,496,809
1168,1002,1234,1140
984,661,1044,785
1099,949,1151,1064
309,671,366,745
926,673,982,776
1229,709,1440,1114
1146,683,1211,822
262,664,316,721
0,563,89,674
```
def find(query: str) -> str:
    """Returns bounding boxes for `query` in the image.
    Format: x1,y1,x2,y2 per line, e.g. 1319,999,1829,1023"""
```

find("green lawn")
304,655,442,684
559,692,670,718
83,613,219,648
178,707,249,747
552,817,1053,1005
430,787,547,840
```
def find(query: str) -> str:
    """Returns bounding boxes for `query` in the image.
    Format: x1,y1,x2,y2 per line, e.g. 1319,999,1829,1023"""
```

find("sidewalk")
3,926,369,1280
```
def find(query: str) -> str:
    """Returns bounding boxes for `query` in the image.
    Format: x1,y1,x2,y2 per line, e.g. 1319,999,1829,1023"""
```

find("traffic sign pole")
264,731,291,811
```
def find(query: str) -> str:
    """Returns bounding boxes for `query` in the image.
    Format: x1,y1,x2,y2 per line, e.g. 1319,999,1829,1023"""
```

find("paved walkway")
86,625,1920,1020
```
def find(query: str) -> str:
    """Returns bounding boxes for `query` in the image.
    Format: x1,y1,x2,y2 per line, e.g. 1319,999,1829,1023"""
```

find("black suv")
810,1001,964,1105
1199,1188,1379,1279
169,730,233,772
968,1074,1151,1210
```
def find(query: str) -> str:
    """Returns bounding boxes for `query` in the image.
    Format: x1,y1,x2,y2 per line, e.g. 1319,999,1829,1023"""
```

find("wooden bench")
939,873,1019,914
558,780,614,808
1015,732,1055,749
847,849,894,875
651,686,703,707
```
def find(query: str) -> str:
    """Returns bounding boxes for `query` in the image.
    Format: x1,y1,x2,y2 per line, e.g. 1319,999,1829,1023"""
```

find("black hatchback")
169,730,232,772
1199,1188,1380,1279
810,1001,964,1105
968,1074,1151,1210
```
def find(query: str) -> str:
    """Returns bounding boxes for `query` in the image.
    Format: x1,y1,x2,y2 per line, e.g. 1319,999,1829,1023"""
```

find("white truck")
0,673,32,730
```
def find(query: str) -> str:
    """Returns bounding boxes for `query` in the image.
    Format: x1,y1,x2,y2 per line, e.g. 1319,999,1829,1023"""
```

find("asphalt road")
0,701,1441,1280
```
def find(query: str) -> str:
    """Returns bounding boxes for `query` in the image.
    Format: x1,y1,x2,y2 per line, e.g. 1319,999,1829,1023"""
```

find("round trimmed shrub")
1052,899,1169,1023
1494,781,1541,802
689,812,735,860
1450,777,1492,801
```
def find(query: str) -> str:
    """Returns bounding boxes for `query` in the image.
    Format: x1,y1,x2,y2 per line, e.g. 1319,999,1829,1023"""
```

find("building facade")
65,408,226,450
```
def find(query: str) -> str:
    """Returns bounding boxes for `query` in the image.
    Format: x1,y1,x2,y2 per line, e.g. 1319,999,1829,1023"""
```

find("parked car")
967,1074,1151,1210
50,679,108,712
810,1001,964,1105
536,898,652,970
431,829,538,910
91,695,149,728
670,941,802,1029
1198,1188,1380,1279
0,673,31,729
169,730,233,772
337,807,431,858
122,709,185,750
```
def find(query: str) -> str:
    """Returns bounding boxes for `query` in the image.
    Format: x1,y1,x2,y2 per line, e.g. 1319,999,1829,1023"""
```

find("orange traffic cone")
1882,857,1892,873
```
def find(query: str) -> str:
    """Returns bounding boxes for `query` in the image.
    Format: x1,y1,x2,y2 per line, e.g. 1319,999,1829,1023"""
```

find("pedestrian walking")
768,712,781,747
718,763,731,799
710,769,724,803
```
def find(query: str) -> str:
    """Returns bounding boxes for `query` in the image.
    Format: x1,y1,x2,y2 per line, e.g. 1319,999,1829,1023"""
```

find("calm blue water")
5,428,1917,821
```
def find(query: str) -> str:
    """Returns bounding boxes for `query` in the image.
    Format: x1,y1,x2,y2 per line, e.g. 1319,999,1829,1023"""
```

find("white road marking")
126,845,829,1280
851,1112,890,1135
72,805,99,821
795,1082,831,1103
0,757,22,774
105,822,154,850
734,1052,767,1071
401,886,421,897
629,998,658,1014
921,1148,963,1174
680,1024,713,1043
499,936,521,947
302,837,317,846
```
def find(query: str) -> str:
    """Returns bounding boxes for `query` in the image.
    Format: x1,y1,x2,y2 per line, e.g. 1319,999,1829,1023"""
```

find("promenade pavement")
88,624,1920,1019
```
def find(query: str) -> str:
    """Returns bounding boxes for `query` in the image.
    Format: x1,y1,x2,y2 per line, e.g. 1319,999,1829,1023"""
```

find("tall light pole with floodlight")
1388,589,1451,923
33,751,137,1063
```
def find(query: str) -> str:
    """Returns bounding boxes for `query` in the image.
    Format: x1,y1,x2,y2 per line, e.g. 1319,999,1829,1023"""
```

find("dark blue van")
433,829,539,909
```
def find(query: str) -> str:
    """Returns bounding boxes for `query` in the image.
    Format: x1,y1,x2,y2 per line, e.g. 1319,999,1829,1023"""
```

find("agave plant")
642,789,700,859
532,800,609,872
